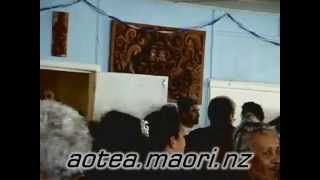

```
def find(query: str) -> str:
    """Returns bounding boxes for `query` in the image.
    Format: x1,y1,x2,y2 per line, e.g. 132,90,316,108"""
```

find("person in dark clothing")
185,96,235,157
144,105,189,180
234,102,265,152
177,97,200,135
185,96,236,180
85,110,149,180
147,105,186,153
241,102,265,122
91,111,148,154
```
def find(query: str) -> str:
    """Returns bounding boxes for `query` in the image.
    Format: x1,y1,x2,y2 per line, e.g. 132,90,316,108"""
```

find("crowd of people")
40,96,280,180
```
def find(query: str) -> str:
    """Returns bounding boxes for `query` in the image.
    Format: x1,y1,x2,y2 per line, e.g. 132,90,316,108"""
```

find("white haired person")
232,123,280,180
40,100,92,180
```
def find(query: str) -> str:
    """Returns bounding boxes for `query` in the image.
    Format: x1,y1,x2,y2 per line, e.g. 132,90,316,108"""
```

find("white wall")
210,80,280,126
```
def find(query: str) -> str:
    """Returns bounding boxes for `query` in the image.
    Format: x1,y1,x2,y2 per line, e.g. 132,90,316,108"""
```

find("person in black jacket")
147,105,186,153
86,110,149,180
144,105,188,180
185,96,236,180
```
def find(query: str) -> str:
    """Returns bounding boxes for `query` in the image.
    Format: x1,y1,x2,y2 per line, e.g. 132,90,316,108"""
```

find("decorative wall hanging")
51,11,69,57
110,20,206,104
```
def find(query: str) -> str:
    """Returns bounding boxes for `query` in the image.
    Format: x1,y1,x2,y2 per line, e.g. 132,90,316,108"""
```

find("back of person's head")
177,97,197,114
241,102,265,122
40,100,92,180
147,105,181,152
208,96,235,128
269,116,280,134
88,111,149,180
92,110,147,154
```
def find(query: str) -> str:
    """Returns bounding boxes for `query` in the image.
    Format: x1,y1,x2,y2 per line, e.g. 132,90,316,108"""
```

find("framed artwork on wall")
109,20,206,104
51,11,69,57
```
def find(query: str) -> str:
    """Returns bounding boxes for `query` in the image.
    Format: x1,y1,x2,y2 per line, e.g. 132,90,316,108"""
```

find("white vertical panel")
94,72,168,121
209,80,280,126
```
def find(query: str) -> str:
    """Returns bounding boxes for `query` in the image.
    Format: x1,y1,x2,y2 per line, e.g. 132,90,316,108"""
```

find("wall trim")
40,59,101,73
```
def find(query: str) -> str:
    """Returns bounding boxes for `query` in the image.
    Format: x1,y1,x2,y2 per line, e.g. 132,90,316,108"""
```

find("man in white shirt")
177,97,200,135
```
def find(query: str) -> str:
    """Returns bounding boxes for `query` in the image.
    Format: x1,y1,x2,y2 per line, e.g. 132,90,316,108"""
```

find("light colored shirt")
180,124,196,136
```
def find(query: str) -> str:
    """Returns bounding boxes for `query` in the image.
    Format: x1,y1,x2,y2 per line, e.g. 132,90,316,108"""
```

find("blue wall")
212,10,280,83
40,0,280,127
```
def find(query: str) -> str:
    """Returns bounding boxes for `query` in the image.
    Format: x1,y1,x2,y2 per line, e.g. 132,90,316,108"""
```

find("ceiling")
164,0,280,13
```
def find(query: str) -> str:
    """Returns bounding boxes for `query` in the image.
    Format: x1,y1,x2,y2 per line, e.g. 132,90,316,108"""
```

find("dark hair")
241,102,265,121
269,116,280,133
177,97,197,113
88,111,148,180
146,105,180,151
208,96,235,128
92,111,147,153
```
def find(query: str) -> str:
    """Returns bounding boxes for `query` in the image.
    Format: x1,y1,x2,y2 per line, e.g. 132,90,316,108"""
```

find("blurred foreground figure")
86,110,149,180
40,100,92,180
233,123,280,180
